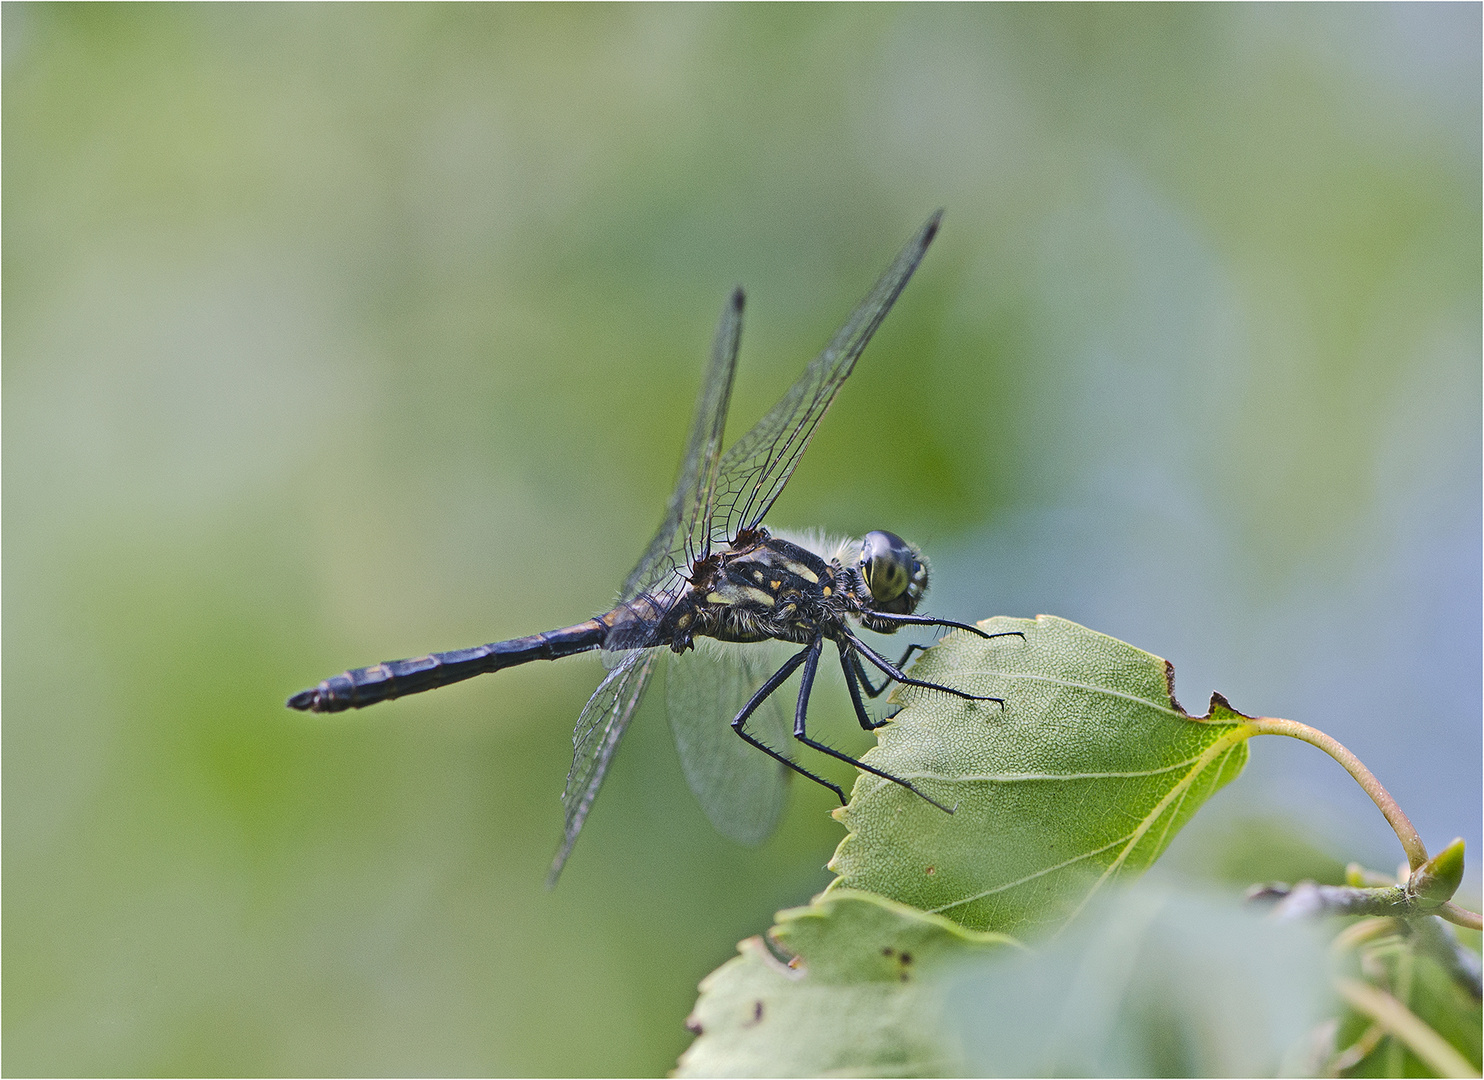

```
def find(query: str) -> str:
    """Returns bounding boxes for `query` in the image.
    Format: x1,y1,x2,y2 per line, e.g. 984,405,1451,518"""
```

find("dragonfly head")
858,530,928,615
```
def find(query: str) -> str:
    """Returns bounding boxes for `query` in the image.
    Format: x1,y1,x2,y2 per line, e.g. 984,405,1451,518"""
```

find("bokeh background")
5,4,1478,1075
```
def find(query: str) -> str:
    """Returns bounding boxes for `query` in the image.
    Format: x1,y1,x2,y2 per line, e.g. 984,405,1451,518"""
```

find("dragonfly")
288,211,1012,883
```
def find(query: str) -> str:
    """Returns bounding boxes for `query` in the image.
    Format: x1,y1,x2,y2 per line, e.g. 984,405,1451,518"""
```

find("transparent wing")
552,219,938,877
710,211,942,544
551,295,743,882
616,289,745,612
547,649,658,885
665,639,793,846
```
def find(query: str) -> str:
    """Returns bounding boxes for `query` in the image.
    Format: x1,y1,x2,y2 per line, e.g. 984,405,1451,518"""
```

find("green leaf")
674,890,1018,1078
827,615,1254,934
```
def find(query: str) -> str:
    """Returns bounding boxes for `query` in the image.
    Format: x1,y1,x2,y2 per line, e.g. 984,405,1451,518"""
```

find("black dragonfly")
288,212,1010,882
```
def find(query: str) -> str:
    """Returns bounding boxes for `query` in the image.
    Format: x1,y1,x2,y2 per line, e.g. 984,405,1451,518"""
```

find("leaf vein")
1066,730,1252,924
951,669,1183,717
926,832,1138,914
897,757,1208,784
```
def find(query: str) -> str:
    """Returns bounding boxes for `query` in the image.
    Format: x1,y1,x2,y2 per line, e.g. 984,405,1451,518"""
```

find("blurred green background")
4,4,1478,1075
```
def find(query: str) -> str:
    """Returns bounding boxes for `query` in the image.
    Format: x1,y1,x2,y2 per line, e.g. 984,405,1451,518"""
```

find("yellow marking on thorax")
781,560,819,583
739,586,777,607
708,582,776,608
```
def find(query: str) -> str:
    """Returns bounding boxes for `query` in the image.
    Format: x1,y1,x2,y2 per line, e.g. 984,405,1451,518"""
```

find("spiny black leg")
853,618,1021,697
844,629,1005,707
850,653,903,723
896,641,931,665
869,612,1027,644
731,642,846,804
855,620,1024,696
787,638,954,815
854,643,930,698
840,645,893,730
853,650,891,698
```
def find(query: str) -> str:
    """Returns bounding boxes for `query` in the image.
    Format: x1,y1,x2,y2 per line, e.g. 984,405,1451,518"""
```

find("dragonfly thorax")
664,530,840,649
651,527,932,654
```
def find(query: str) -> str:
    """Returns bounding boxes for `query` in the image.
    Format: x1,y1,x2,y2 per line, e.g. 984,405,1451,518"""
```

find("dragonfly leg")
844,629,1005,707
852,643,929,699
731,642,846,804
790,637,954,814
840,644,895,730
869,612,1027,644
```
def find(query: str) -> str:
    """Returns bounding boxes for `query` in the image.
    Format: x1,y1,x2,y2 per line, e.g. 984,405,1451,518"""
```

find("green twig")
1253,881,1420,921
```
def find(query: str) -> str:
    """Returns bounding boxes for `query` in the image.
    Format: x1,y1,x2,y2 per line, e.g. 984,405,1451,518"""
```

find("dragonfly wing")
548,649,658,885
616,289,745,614
712,212,941,542
555,297,743,879
665,639,792,846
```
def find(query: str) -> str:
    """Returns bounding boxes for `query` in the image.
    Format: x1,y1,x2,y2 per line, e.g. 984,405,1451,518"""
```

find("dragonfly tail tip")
923,209,944,243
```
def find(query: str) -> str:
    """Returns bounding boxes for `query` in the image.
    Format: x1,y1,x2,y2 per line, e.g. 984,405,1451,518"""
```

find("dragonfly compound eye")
860,530,927,615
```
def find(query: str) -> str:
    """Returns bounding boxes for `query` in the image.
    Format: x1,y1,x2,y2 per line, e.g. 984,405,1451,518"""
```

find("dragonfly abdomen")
286,619,609,713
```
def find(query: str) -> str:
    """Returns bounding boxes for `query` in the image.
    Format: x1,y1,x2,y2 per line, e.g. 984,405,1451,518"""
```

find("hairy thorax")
665,528,852,651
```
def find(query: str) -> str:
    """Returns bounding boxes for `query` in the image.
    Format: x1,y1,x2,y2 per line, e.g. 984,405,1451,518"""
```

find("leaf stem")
1246,717,1428,871
1246,718,1484,930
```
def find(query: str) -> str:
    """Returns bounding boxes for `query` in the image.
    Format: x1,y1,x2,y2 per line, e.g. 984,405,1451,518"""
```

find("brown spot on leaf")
744,1000,765,1027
